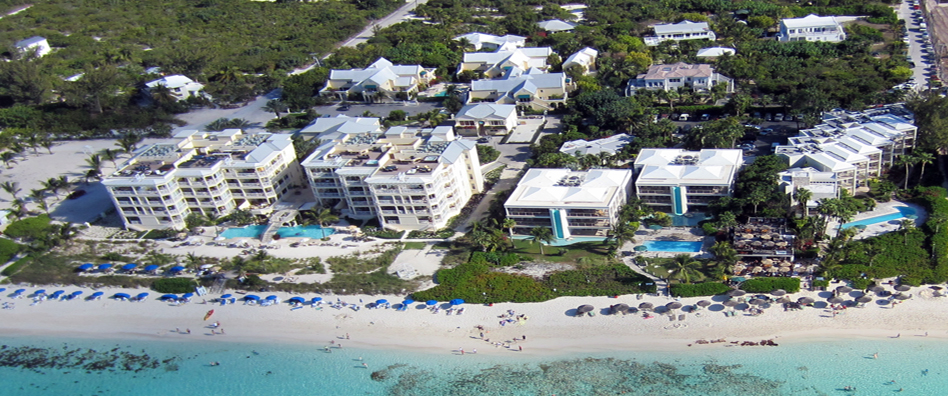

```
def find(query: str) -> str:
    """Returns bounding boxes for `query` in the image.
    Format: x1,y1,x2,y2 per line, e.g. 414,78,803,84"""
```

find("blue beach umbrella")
160,294,178,301
402,299,415,305
136,292,149,300
182,293,194,299
0,288,5,293
113,293,131,300
311,297,323,303
144,265,160,272
122,263,138,271
450,299,465,305
375,299,388,305
13,289,26,294
265,295,278,301
425,300,437,306
288,297,305,303
69,291,83,299
90,291,104,297
98,264,113,270
49,290,64,298
78,264,94,271
221,294,232,299
244,295,261,301
33,289,46,296
169,266,185,273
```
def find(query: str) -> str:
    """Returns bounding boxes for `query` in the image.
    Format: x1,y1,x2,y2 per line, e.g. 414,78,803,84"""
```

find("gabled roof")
537,19,577,32
781,14,841,29
328,57,426,86
696,47,735,58
15,36,46,48
454,32,526,49
563,47,598,67
299,115,381,136
146,75,200,89
456,104,517,120
653,20,711,35
471,73,566,94
637,62,716,80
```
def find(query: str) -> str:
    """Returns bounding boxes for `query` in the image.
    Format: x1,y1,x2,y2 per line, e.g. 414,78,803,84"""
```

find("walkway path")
621,253,668,297
260,209,299,243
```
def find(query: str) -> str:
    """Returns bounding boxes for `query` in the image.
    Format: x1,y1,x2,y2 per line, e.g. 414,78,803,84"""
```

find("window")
669,78,681,83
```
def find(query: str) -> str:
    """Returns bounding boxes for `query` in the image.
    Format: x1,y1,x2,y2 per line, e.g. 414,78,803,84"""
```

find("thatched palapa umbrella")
778,267,792,273
728,289,746,297
771,289,787,296
895,285,911,292
723,300,739,307
776,296,791,304
696,300,711,307
798,297,815,304
870,285,885,293
749,298,767,306
894,293,912,300
666,302,683,311
577,304,595,315
856,296,873,303
827,296,844,304
836,286,853,294
612,303,629,314
638,302,654,311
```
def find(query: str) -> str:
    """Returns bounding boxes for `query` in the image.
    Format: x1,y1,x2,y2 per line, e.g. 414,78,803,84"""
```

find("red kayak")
204,310,214,321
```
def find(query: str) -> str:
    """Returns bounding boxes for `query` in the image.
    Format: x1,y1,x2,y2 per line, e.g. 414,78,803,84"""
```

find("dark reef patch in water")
381,357,784,396
0,344,176,375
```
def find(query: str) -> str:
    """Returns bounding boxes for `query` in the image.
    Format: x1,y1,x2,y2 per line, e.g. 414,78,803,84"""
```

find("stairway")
260,209,298,243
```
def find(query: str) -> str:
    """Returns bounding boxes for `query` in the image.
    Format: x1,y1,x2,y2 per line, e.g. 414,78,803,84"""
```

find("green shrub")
0,256,30,276
546,264,656,296
850,278,873,290
142,229,178,239
669,282,730,297
152,278,197,293
740,277,801,293
476,145,501,163
812,279,830,288
915,186,948,283
470,251,522,267
3,215,52,240
701,223,719,236
0,238,22,264
362,227,403,239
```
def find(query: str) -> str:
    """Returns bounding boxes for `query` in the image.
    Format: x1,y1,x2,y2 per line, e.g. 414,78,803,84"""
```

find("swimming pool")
841,206,916,229
643,241,703,252
220,225,334,239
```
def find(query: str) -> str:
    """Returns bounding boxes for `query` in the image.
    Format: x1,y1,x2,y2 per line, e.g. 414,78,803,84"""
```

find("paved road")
454,142,531,231
900,0,938,89
338,0,430,50
173,89,282,133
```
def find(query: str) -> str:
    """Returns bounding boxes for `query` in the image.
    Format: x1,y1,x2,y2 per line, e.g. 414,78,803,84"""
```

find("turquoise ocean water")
0,335,945,395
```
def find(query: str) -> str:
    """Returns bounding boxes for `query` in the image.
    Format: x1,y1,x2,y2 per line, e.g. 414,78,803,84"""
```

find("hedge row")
152,278,198,294
669,282,730,297
740,277,801,293
0,238,22,264
0,256,30,276
470,251,522,267
915,186,948,283
547,264,656,297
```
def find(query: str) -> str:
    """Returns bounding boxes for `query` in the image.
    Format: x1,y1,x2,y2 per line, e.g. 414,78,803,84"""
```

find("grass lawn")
511,240,614,263
402,242,427,250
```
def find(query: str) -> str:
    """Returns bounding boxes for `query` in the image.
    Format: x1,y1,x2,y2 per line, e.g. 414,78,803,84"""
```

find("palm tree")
669,254,702,284
29,189,48,214
710,241,737,266
8,198,27,219
609,223,637,250
1,181,21,200
115,133,142,155
793,187,812,217
896,154,917,189
502,218,517,237
529,226,555,255
101,148,119,168
263,99,288,119
915,151,935,181
86,154,103,173
0,152,17,168
39,137,54,154
310,208,338,227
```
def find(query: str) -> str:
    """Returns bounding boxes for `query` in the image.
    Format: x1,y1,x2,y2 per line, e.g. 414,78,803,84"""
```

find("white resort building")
15,36,51,57
103,130,302,230
644,20,716,46
559,134,633,157
504,168,633,239
626,62,733,95
775,104,917,191
633,149,743,215
778,167,839,215
145,75,206,101
777,14,846,43
457,47,554,78
301,125,484,231
562,47,598,75
454,104,519,135
469,69,571,111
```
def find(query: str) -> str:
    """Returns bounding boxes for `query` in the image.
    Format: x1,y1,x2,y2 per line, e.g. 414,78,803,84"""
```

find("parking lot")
671,116,800,158
900,0,939,90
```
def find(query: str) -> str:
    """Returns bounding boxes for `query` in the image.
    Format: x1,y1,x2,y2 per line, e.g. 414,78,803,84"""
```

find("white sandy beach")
1,283,946,356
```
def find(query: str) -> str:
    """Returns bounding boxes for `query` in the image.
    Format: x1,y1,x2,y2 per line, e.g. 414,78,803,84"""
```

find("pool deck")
828,200,927,241
633,226,714,259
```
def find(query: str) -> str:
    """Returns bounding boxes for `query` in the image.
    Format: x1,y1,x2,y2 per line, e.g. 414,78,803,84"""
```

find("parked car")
477,137,489,143
700,114,710,121
337,105,351,111
679,113,691,121
760,128,774,136
774,113,784,122
765,113,773,121
752,112,761,119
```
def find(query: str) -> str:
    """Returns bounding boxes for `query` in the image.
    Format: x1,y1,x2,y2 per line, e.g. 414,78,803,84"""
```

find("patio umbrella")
376,299,389,305
649,225,663,231
136,292,149,300
731,277,747,282
425,300,437,306
70,290,82,295
50,290,64,298
836,286,853,293
894,293,912,300
169,266,185,273
577,304,594,314
288,297,306,304
97,264,113,270
182,293,194,299
870,286,885,293
906,215,919,220
78,263,94,271
771,289,787,296
90,291,104,298
450,299,465,305
760,234,772,240
752,267,764,274
221,294,232,299
638,302,654,310
728,289,746,297
827,297,844,304
113,293,131,299
856,296,873,303
243,295,261,301
311,297,323,303
265,295,278,301
122,263,137,271
144,265,160,272
402,299,415,305
612,303,629,314
777,297,791,304
749,298,767,305
34,289,46,295
776,242,788,247
633,245,648,252
763,241,776,248
160,294,178,301
895,285,911,292
778,267,792,273
766,267,779,274
798,297,815,304
696,300,711,307
751,241,763,247
666,302,683,310
723,300,739,307
13,289,25,294
780,261,792,267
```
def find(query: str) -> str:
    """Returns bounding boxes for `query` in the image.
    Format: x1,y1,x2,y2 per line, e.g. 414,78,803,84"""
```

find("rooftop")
505,168,632,208
456,104,517,120
559,134,633,156
781,14,842,28
537,19,577,32
634,148,743,186
637,62,716,80
653,20,712,35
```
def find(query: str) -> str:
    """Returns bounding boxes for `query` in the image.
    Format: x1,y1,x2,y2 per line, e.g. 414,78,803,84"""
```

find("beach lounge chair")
678,314,686,321
669,315,675,321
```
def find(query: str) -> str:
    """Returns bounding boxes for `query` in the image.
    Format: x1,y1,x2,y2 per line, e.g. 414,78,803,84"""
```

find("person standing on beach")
187,329,191,334
519,346,522,351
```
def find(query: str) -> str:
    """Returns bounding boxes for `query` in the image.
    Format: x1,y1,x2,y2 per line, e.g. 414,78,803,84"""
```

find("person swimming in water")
210,361,220,366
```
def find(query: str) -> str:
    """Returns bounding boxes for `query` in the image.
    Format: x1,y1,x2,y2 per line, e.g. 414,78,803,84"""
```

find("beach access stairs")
260,209,298,243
